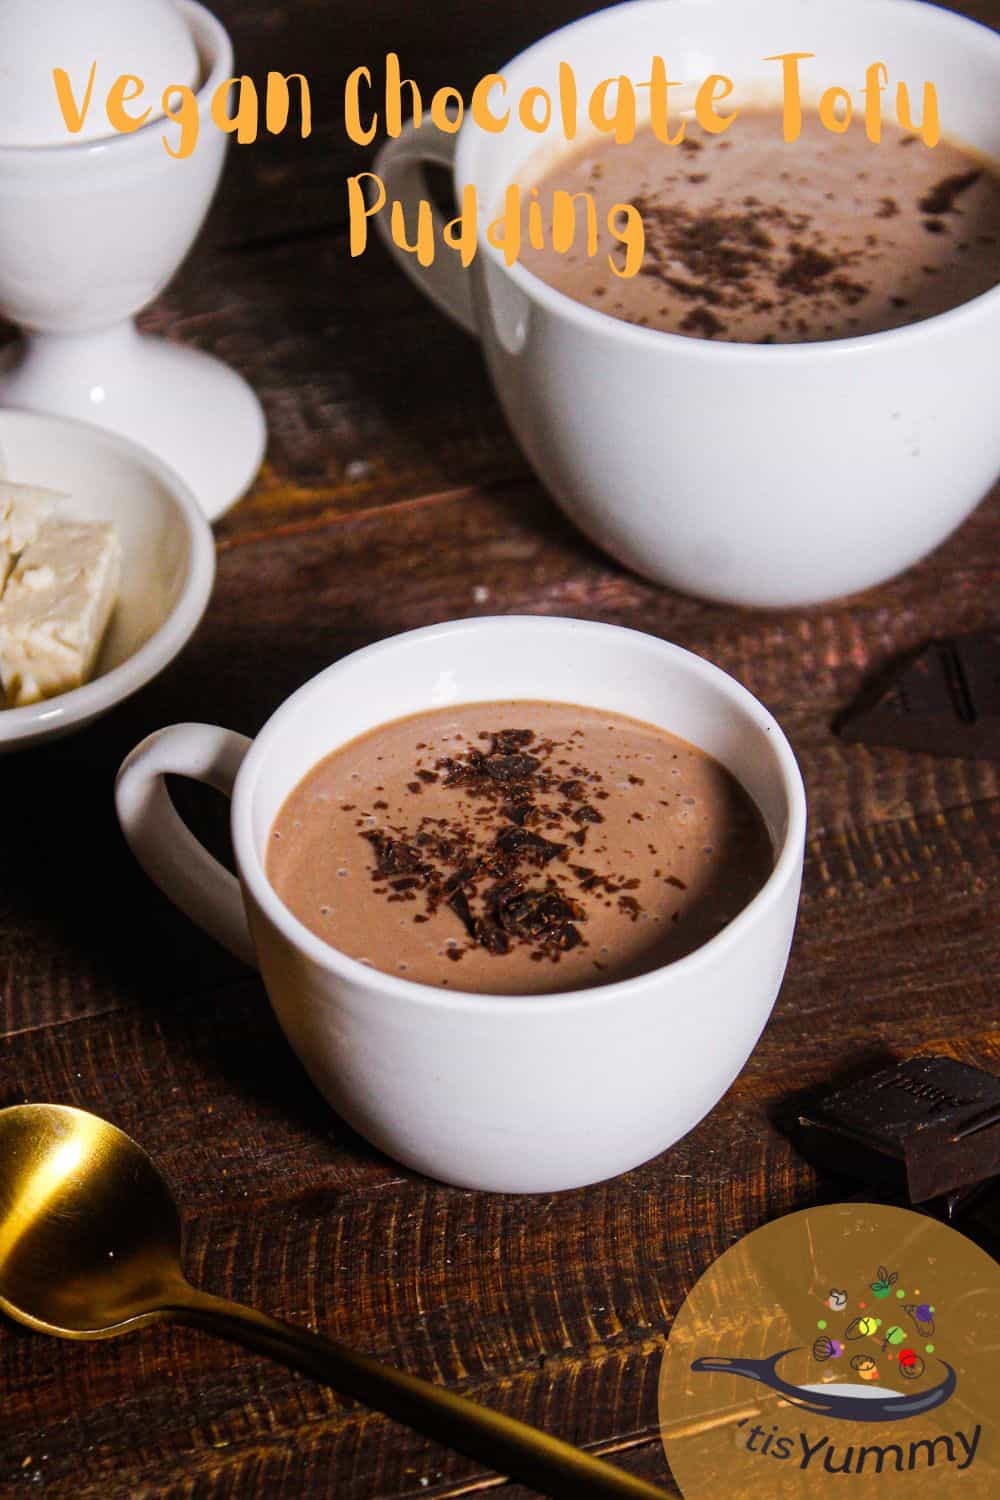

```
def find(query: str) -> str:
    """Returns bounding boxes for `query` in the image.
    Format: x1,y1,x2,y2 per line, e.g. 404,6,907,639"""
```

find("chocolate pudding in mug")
517,110,1000,342
267,702,774,994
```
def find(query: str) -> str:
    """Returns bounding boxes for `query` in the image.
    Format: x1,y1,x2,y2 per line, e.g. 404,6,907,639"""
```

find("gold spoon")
0,1104,669,1499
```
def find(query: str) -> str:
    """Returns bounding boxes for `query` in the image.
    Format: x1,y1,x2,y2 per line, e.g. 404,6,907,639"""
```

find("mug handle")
115,724,257,968
372,122,478,336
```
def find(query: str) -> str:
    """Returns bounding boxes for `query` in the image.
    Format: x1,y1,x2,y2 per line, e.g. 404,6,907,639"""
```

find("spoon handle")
172,1288,670,1500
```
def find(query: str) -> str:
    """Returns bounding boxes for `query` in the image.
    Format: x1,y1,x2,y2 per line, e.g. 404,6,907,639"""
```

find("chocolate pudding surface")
517,109,1000,342
266,702,774,995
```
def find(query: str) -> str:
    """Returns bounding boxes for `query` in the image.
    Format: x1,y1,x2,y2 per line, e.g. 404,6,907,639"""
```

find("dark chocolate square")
836,633,1000,760
797,1055,1000,1203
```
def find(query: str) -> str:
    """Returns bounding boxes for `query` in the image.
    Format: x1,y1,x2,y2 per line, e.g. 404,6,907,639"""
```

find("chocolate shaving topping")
680,306,724,338
441,744,540,786
484,752,541,782
494,826,567,865
363,832,429,879
777,243,836,290
472,919,510,956
490,728,535,752
488,880,583,950
446,886,476,936
360,726,650,963
630,190,879,341
501,798,536,826
918,170,982,216
443,862,480,895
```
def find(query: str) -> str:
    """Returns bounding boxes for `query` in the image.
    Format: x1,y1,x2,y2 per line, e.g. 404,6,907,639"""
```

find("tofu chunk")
0,520,121,707
0,481,62,588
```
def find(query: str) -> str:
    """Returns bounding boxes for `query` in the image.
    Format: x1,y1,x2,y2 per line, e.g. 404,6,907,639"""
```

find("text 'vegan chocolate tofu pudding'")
267,701,774,995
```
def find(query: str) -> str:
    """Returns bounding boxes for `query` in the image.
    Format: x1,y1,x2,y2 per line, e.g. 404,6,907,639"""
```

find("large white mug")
374,0,1000,607
116,616,806,1192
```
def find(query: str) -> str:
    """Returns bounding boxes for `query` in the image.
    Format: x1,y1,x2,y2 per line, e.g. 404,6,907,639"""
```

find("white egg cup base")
0,322,265,521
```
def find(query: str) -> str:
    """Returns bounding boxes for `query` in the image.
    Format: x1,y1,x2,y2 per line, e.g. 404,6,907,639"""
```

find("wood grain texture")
1,2,999,1497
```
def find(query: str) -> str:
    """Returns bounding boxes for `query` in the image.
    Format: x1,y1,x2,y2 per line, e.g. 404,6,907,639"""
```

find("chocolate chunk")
443,862,480,895
491,882,583,949
918,169,982,216
494,826,566,866
572,804,604,826
501,798,535,826
472,915,511,956
796,1055,1000,1203
483,752,541,782
559,779,587,800
446,886,476,937
489,729,535,754
363,833,429,879
443,746,540,785
835,633,1000,760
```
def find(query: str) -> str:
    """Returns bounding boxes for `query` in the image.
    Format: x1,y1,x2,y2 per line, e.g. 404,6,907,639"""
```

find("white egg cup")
0,1,265,520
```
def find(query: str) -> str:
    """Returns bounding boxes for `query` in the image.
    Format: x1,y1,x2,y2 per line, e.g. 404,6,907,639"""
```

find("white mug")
374,0,1000,607
115,616,806,1193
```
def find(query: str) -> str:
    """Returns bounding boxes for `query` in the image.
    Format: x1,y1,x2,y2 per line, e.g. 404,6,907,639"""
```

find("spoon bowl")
0,1104,182,1336
0,1104,669,1500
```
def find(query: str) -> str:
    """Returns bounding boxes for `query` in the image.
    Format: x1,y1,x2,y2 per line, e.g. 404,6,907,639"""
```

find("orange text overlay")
52,52,941,278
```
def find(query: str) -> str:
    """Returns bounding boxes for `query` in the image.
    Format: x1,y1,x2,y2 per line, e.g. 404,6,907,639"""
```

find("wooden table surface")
2,2,998,1495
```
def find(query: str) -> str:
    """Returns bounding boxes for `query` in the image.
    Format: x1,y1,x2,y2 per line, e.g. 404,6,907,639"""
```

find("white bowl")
0,409,214,750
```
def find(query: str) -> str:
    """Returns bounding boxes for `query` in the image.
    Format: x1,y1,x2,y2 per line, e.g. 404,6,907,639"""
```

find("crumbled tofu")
0,481,62,587
0,520,121,707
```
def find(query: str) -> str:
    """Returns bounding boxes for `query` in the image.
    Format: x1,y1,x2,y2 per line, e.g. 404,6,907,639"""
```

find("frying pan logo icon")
691,1254,955,1422
690,1346,957,1423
